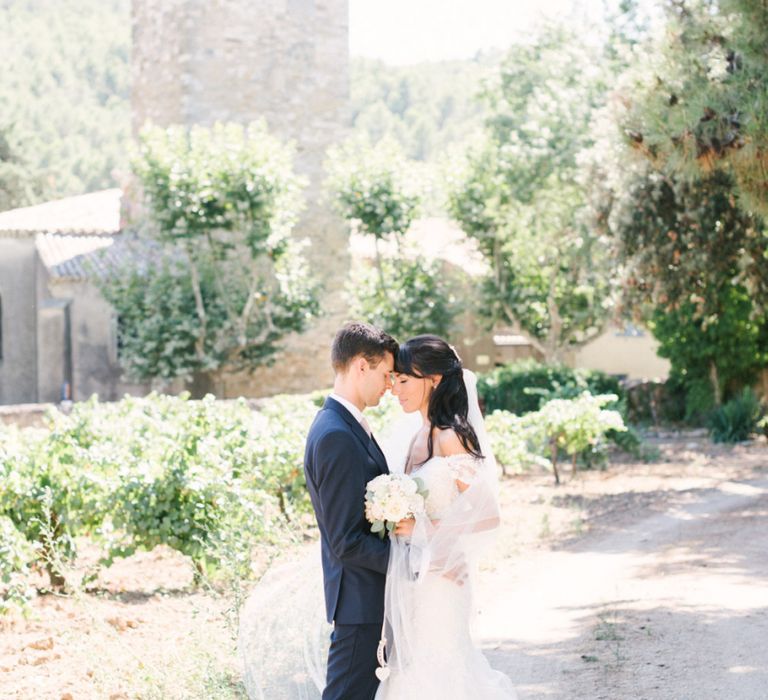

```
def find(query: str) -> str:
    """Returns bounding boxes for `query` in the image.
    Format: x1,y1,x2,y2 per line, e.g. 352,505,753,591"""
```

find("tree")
326,138,419,260
0,0,130,205
96,121,318,390
621,0,768,217
651,287,768,418
448,24,619,362
1,2,497,209
599,1,768,416
350,55,496,166
347,254,462,341
608,167,768,416
326,137,462,340
0,125,36,211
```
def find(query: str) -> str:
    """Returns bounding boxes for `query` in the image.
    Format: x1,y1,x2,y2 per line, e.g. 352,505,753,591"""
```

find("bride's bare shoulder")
434,428,469,457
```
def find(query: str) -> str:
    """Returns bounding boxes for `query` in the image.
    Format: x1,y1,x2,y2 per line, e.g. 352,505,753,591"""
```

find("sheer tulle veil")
237,369,502,699
237,543,329,699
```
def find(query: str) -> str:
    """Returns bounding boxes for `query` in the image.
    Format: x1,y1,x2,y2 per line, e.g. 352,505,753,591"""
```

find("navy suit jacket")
304,397,391,625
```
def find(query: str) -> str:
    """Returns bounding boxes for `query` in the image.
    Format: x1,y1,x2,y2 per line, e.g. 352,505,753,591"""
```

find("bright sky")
349,0,605,64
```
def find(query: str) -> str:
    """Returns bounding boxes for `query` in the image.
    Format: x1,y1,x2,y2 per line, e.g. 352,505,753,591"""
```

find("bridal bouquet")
365,473,429,539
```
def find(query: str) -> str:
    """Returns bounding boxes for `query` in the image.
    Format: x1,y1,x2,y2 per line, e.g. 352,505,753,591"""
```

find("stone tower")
131,0,350,395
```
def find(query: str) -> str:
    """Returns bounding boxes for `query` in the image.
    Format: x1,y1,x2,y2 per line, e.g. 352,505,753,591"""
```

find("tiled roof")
0,189,122,235
35,232,165,282
36,233,116,281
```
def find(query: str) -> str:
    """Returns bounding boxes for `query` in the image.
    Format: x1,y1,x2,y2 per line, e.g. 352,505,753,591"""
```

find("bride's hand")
394,517,415,537
442,561,468,587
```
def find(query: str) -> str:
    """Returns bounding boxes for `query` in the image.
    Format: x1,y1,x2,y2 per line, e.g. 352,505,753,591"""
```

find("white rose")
367,475,390,494
383,497,407,522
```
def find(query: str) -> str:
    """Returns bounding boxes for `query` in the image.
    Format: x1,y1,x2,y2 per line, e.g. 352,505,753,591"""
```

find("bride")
376,334,515,699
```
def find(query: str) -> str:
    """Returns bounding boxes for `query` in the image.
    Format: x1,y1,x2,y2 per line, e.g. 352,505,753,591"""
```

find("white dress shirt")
328,392,371,436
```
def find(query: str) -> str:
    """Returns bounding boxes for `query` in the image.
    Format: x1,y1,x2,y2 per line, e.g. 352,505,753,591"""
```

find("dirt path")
479,462,768,699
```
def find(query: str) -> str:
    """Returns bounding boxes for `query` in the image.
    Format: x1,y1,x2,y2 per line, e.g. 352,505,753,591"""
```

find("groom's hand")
394,517,415,537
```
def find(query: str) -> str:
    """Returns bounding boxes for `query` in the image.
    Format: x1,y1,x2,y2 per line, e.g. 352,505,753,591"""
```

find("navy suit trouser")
323,622,381,700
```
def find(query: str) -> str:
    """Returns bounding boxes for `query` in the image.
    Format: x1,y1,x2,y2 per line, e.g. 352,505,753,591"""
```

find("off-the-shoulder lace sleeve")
446,453,481,485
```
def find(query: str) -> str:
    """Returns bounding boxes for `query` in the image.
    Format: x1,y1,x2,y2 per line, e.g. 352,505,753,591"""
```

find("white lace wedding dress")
374,450,516,699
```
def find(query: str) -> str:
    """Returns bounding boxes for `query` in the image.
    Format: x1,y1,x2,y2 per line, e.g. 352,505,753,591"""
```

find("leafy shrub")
650,283,768,426
606,425,641,456
537,393,627,484
484,410,551,475
483,393,635,481
347,254,462,341
0,412,111,587
681,376,718,425
0,516,37,613
0,391,319,592
252,394,320,521
477,359,625,415
709,389,764,443
96,394,283,576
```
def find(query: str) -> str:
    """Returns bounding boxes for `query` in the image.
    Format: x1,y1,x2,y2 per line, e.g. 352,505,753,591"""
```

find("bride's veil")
463,368,498,477
238,543,328,699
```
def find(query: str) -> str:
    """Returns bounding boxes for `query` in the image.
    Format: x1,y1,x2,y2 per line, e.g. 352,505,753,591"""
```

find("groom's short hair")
332,322,398,373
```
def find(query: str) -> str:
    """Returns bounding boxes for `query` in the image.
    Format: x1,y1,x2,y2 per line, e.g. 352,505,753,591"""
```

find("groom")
304,322,398,700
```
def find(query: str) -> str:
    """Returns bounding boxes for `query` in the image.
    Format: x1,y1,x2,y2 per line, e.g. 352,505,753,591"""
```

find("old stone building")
0,190,149,404
0,0,352,404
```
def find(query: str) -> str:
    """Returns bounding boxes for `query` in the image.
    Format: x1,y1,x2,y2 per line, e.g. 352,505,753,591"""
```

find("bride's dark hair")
396,334,483,464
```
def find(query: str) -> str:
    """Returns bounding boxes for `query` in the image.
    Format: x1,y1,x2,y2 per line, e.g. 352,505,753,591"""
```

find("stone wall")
0,236,39,404
131,0,351,396
48,277,150,402
572,324,671,382
37,296,70,403
0,403,55,429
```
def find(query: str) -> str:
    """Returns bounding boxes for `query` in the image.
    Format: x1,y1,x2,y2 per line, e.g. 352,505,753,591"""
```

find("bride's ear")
431,375,443,388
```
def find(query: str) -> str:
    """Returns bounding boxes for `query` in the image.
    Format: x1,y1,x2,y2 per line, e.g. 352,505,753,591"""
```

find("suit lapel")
369,434,389,474
324,398,389,474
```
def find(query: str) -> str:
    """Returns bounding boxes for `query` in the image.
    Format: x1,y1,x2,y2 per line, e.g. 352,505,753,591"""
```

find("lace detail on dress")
420,459,459,518
446,453,481,485
417,454,482,519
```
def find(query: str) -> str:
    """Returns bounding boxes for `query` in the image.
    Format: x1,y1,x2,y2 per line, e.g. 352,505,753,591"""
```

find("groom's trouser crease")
323,622,381,700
